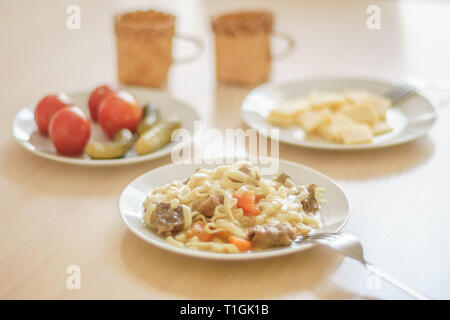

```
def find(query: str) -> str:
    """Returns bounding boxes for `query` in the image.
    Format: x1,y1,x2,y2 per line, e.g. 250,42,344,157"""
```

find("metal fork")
383,83,417,104
384,83,437,125
295,232,430,300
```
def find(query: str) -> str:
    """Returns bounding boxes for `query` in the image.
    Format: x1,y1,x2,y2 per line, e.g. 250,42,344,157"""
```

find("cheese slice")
342,104,377,124
317,114,353,142
363,94,391,120
296,108,331,133
371,121,393,136
339,123,373,144
344,90,371,105
344,90,391,120
309,90,346,110
266,98,310,126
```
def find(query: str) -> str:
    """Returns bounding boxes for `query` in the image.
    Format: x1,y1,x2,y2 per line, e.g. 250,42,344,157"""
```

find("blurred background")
1,0,449,118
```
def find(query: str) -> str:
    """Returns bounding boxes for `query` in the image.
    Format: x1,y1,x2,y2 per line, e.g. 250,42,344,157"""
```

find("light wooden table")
1,0,449,299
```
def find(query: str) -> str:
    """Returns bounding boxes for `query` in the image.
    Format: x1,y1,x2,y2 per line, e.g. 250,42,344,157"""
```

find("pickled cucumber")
137,103,160,136
85,129,134,159
135,121,181,155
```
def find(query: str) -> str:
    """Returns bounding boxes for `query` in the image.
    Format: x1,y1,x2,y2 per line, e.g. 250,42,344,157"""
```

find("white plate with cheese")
241,77,437,150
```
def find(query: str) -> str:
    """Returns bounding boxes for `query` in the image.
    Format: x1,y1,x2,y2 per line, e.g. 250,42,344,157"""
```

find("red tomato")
34,93,74,135
88,84,117,121
98,90,143,138
49,107,91,156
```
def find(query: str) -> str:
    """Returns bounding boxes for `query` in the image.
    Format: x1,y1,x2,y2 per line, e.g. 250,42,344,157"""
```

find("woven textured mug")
115,10,202,88
212,10,295,87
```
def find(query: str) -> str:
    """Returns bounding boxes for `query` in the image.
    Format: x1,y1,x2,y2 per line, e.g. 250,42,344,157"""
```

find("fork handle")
364,263,431,300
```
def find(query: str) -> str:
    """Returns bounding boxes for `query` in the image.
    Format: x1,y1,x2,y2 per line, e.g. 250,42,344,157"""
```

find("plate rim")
118,157,351,261
12,88,201,166
241,76,438,151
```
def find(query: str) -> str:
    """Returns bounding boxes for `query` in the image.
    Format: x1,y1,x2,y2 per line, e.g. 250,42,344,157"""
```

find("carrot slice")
234,192,255,212
186,221,213,242
245,207,260,216
215,230,231,242
197,231,213,242
234,192,261,216
255,194,265,203
229,236,252,252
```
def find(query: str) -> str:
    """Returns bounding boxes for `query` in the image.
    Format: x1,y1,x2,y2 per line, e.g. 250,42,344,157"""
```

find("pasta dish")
143,161,324,253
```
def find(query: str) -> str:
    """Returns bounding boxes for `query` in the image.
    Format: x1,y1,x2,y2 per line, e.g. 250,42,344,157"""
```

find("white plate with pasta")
119,159,350,260
242,77,437,150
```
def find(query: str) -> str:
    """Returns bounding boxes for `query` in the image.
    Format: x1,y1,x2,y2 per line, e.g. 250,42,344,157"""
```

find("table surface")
1,0,449,300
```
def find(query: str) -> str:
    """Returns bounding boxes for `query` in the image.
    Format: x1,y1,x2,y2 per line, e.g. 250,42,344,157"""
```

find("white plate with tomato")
12,85,201,166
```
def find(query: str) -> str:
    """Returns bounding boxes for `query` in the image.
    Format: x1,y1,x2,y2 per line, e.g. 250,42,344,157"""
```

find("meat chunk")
238,165,252,175
148,203,185,237
239,164,261,181
302,184,319,213
195,195,224,218
228,165,254,183
275,172,289,184
248,223,296,249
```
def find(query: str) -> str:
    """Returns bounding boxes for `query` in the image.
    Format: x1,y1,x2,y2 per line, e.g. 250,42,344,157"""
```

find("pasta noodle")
144,161,324,253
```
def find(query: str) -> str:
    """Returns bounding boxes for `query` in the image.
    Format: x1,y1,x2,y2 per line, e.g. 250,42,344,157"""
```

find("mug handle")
173,34,204,64
271,31,296,60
